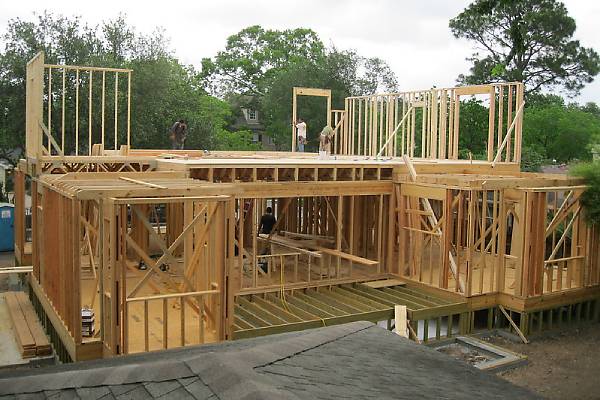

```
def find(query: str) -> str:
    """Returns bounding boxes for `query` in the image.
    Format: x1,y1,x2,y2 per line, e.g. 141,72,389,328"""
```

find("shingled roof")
0,322,540,400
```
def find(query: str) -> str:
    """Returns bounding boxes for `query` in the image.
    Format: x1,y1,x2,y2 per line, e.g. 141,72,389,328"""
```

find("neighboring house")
233,106,276,150
0,322,540,399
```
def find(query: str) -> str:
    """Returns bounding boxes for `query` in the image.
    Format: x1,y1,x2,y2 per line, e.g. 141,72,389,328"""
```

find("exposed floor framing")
233,281,468,340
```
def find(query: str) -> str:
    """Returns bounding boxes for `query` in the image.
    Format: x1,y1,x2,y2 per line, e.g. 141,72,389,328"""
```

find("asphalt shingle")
0,322,541,400
178,378,214,400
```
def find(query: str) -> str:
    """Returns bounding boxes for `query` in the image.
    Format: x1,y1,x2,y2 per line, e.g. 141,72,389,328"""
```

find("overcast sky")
1,0,599,103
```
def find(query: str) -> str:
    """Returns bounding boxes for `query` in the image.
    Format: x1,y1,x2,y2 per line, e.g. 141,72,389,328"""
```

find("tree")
260,61,340,150
0,12,256,164
570,161,600,225
457,99,489,159
0,12,102,162
203,27,399,149
520,145,545,172
200,25,325,97
129,58,234,150
450,0,600,95
522,102,600,162
259,48,398,149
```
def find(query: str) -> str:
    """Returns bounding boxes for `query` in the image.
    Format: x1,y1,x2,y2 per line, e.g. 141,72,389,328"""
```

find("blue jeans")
298,141,305,152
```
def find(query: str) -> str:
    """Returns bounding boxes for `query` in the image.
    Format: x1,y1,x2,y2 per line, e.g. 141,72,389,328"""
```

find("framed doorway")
291,87,332,152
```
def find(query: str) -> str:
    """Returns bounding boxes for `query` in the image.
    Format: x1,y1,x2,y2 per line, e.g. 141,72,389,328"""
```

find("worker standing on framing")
259,206,276,235
295,118,307,152
169,120,188,150
319,125,334,156
258,207,277,273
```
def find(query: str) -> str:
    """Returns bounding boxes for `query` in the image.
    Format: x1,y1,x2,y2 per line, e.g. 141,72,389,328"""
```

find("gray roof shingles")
0,322,540,400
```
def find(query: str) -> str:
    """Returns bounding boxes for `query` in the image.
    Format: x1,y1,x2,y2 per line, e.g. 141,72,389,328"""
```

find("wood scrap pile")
5,292,52,358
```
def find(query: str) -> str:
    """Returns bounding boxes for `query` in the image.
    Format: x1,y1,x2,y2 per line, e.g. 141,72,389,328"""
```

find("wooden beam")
394,305,408,338
499,305,529,344
119,176,167,189
258,234,322,258
318,248,378,266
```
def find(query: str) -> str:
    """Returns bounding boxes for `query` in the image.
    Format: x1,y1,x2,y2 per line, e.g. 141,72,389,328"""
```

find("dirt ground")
0,252,16,292
437,342,494,366
488,324,600,400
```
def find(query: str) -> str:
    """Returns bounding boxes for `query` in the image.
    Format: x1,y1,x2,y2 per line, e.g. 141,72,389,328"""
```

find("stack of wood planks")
5,291,52,358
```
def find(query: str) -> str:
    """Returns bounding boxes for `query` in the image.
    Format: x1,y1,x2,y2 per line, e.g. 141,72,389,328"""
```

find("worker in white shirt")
295,118,307,152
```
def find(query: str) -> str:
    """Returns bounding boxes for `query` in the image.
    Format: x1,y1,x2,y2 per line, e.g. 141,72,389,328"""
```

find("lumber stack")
5,291,52,358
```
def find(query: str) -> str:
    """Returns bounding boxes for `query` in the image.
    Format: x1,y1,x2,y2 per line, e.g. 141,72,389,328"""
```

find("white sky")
1,0,599,103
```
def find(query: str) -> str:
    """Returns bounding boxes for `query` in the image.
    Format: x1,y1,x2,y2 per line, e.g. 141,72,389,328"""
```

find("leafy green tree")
213,129,259,151
260,57,349,150
520,145,545,172
322,47,398,96
522,102,600,162
203,28,399,150
259,49,399,149
0,12,103,160
457,98,489,158
128,57,233,150
450,0,600,95
570,161,600,225
580,102,600,119
0,12,255,164
200,25,325,96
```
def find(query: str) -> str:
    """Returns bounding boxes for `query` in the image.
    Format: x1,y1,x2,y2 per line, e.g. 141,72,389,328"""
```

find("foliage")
260,49,398,149
213,129,260,151
522,100,600,162
259,53,355,150
450,0,600,95
0,12,256,165
202,28,399,149
200,26,325,97
260,62,334,150
129,58,234,150
520,145,545,172
457,99,489,159
570,161,600,225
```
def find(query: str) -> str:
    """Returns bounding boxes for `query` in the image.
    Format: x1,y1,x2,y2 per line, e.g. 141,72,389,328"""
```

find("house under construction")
13,52,600,362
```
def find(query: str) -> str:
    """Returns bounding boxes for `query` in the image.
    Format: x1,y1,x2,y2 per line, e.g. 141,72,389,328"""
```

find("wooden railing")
124,289,219,354
239,237,383,292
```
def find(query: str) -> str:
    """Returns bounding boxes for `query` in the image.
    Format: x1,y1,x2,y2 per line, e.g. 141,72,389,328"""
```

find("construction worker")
319,125,334,155
259,206,277,234
295,118,307,152
258,207,277,273
169,119,188,150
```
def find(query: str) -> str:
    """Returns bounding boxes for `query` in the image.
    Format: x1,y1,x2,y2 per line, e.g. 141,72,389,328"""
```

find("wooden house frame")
13,52,600,362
